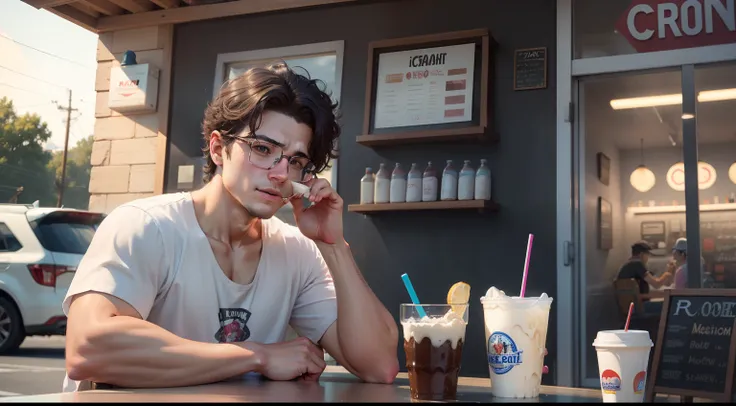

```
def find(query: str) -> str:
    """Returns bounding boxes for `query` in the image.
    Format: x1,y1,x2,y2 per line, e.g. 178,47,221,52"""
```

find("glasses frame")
223,133,316,182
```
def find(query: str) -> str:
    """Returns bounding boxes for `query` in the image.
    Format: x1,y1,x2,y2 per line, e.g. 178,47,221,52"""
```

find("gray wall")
620,143,736,207
166,0,558,381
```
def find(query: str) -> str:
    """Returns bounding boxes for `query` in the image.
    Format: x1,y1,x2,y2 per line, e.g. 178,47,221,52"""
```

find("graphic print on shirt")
214,308,252,343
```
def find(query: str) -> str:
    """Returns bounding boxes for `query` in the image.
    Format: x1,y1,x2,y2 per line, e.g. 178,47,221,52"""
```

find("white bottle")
474,159,492,200
458,160,475,200
441,160,458,201
406,163,422,203
390,163,407,203
360,167,374,204
422,161,438,202
374,163,390,204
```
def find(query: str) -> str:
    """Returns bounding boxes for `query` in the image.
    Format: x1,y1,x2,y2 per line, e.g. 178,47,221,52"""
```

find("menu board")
513,47,547,91
373,43,476,129
647,290,736,401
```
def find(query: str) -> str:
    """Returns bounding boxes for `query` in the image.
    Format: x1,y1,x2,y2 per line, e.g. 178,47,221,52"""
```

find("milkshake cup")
481,287,553,398
592,330,653,403
400,304,468,401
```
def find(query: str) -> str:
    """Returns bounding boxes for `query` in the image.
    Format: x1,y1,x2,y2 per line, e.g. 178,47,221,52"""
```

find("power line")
0,64,69,90
0,82,49,96
0,33,95,70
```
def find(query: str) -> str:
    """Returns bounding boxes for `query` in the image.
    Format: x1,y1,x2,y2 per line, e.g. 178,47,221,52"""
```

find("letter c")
628,4,655,41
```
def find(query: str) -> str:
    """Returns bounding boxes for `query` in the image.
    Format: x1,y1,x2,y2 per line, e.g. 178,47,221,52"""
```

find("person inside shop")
616,240,674,312
60,62,400,391
671,237,709,289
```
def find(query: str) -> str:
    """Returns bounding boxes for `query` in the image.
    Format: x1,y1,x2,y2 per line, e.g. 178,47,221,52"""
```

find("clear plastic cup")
400,304,468,400
592,329,653,403
481,294,553,398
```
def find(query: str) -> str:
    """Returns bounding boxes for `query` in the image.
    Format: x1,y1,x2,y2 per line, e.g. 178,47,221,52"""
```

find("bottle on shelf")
389,163,407,203
730,192,735,203
441,160,458,201
406,163,422,203
474,158,491,200
422,161,438,202
374,163,390,204
458,160,475,201
360,167,374,204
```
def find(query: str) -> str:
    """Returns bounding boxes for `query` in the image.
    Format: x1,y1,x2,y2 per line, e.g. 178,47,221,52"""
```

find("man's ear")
209,131,225,166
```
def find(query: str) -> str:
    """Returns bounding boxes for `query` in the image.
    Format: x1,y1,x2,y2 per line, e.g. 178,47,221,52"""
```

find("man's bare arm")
316,241,399,384
66,292,326,388
645,271,673,289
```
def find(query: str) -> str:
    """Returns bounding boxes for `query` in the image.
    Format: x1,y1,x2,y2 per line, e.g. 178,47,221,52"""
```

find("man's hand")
251,337,327,381
291,178,343,244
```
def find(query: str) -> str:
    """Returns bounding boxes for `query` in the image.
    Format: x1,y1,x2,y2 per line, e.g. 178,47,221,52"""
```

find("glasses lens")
248,140,281,169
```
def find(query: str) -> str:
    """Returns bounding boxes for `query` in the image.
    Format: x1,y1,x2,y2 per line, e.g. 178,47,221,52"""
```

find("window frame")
0,222,23,252
212,40,345,190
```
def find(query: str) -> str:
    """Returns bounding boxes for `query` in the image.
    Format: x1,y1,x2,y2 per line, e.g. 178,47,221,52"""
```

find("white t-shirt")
61,192,337,391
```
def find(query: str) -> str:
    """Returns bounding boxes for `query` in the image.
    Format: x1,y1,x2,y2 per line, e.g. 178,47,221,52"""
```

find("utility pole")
55,89,77,208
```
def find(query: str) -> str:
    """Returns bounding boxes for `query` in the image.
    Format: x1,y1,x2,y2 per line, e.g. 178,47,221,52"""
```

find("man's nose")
268,156,290,181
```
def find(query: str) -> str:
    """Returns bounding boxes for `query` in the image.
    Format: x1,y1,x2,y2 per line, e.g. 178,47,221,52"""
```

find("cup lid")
592,329,653,348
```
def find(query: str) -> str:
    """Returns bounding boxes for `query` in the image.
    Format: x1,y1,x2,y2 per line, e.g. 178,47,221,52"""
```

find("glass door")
575,68,685,387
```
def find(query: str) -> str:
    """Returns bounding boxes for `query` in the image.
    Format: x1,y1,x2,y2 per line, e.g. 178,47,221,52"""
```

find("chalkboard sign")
513,47,547,91
646,289,736,402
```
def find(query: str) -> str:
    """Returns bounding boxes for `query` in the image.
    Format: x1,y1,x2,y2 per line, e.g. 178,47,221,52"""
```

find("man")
616,240,674,296
62,63,399,391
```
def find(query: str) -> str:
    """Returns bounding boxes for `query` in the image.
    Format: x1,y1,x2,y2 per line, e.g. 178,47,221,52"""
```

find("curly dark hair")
201,61,340,183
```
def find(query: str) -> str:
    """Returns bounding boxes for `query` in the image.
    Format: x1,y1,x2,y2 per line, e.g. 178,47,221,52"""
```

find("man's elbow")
361,358,400,384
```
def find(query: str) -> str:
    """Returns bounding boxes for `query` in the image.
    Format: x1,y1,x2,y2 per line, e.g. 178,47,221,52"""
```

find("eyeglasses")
227,135,316,182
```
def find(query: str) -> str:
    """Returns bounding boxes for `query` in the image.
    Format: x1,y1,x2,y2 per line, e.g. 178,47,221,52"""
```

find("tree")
47,135,93,210
0,97,56,205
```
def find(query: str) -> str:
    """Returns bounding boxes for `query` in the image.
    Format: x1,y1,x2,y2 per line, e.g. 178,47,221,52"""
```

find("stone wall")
89,25,171,213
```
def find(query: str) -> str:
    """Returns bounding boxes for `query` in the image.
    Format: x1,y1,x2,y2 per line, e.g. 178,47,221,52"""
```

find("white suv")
0,203,104,354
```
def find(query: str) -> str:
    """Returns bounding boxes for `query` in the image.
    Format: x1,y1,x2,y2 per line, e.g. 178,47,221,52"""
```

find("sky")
0,0,97,151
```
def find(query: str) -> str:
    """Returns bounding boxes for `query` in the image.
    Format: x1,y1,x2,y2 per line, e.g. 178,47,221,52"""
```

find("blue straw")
401,273,427,318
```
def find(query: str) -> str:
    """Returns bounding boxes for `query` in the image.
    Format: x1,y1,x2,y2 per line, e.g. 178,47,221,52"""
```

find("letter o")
681,0,703,36
702,302,712,317
711,302,722,317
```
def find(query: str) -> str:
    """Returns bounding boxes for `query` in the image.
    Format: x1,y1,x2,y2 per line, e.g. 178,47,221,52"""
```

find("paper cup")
592,330,653,403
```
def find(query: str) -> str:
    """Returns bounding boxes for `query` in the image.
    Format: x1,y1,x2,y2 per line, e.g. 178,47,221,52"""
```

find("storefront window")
579,69,685,382
694,62,736,290
573,0,736,59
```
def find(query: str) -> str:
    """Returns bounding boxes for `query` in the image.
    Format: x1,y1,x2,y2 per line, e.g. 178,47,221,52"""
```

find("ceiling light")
682,113,695,119
610,88,736,110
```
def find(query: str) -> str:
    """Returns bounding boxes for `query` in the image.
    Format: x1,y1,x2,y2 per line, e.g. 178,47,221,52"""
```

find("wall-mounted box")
108,63,159,114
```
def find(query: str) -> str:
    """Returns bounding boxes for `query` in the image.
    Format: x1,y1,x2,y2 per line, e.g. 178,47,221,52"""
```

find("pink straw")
520,233,534,298
624,302,634,331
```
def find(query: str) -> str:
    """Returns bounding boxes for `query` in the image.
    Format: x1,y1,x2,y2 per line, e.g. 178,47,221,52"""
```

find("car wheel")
0,297,25,354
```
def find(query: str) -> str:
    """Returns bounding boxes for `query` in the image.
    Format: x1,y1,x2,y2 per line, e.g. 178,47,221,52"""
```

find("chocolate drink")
404,337,465,400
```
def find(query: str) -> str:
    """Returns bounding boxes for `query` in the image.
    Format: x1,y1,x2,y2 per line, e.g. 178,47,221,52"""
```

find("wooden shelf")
348,199,499,213
356,126,496,147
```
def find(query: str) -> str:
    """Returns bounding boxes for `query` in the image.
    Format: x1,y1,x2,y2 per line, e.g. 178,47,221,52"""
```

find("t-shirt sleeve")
62,205,167,320
289,242,337,344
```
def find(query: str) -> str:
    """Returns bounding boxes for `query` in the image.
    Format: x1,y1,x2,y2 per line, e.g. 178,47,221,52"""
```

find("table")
0,366,690,403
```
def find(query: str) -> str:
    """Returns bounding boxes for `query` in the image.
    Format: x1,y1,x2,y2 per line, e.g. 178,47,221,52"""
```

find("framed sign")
358,29,493,146
513,47,547,91
597,152,610,186
646,289,736,402
598,197,613,250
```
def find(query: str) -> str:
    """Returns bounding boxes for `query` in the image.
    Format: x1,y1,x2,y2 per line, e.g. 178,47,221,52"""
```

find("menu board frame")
646,289,736,402
360,29,492,145
513,47,547,91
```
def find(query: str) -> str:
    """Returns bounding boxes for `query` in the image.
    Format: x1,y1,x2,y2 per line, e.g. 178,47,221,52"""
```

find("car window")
31,212,103,255
0,222,23,252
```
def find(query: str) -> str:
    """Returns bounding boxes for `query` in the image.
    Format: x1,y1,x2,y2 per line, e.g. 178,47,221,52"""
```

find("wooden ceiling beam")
107,0,155,13
46,4,98,32
24,0,77,8
150,0,180,8
97,0,359,32
79,0,127,15
70,1,103,17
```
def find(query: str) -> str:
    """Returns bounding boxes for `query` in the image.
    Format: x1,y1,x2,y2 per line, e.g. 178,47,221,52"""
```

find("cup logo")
600,369,621,394
633,371,646,394
487,332,523,375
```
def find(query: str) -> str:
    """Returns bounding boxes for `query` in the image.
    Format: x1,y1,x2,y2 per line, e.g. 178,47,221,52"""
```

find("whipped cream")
401,311,467,349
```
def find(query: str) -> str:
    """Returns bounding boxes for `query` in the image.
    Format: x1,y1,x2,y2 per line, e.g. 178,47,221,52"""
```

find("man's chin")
244,203,280,220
